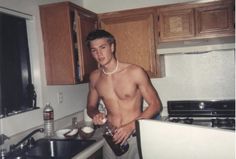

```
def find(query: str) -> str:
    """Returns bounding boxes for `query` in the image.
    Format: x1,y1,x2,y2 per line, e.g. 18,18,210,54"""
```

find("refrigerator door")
136,119,235,159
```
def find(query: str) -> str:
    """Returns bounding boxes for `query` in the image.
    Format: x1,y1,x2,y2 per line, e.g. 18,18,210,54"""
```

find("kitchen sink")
7,138,96,159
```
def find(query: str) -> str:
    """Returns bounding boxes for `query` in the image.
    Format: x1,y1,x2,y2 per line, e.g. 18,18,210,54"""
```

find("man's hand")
113,121,135,145
92,112,106,125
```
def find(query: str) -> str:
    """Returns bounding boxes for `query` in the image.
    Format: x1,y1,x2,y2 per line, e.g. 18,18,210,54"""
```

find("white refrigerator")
136,119,235,159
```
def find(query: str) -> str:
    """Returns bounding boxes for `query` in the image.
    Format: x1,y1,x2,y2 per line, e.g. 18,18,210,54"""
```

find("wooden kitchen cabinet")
195,0,234,38
40,2,98,85
99,8,163,78
157,6,195,42
157,0,235,42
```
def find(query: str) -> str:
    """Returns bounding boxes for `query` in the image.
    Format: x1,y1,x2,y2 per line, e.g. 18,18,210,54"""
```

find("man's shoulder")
89,69,101,81
122,63,148,81
125,63,145,73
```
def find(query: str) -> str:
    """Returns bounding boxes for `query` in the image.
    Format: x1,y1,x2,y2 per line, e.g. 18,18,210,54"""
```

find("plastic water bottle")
43,103,54,137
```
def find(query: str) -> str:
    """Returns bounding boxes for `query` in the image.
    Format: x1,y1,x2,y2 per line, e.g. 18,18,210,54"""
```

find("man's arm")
87,71,100,117
136,67,162,119
87,72,106,125
127,66,162,131
87,87,99,118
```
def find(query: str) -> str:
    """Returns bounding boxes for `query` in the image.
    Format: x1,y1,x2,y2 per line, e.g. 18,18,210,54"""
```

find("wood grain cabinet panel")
195,1,234,38
99,9,162,77
157,0,234,42
76,12,98,82
40,2,97,85
158,8,195,42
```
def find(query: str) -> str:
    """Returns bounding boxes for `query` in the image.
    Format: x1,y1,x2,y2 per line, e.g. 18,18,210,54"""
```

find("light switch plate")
57,92,63,104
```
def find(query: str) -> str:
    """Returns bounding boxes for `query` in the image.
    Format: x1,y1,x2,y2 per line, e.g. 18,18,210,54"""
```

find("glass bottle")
102,119,129,156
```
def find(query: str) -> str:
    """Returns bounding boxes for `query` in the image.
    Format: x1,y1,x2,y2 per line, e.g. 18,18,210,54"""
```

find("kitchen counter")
72,127,105,159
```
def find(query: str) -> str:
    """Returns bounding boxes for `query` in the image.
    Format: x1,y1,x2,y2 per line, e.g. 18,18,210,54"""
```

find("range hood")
157,37,235,54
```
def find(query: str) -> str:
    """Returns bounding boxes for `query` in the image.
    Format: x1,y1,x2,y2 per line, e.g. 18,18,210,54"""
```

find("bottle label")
43,111,54,120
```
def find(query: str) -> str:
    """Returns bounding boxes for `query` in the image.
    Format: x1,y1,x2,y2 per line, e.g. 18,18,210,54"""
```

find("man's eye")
91,49,96,53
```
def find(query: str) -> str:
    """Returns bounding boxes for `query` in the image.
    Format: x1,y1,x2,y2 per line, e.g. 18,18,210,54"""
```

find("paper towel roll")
83,108,92,122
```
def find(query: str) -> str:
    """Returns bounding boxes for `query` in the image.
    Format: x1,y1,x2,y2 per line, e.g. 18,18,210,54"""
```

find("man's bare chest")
95,76,138,100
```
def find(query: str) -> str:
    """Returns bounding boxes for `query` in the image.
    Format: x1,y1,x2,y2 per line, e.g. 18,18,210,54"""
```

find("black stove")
166,100,235,130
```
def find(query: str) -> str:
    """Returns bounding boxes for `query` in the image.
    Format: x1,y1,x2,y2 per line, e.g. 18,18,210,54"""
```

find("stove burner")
212,118,235,129
169,118,193,124
167,117,235,130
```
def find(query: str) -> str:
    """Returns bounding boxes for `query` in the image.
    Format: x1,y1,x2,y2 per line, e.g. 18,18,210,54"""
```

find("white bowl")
81,126,94,133
78,126,95,139
56,129,71,138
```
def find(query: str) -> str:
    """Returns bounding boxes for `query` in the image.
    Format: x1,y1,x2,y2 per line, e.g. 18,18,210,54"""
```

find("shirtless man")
86,29,162,159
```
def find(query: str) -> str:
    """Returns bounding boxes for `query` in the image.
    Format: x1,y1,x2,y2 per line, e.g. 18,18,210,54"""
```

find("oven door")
136,119,235,159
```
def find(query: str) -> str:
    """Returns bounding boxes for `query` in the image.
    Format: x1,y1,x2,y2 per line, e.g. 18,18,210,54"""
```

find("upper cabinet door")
76,11,98,82
195,1,235,38
99,9,160,77
157,0,234,42
40,3,75,85
40,2,97,85
158,8,195,42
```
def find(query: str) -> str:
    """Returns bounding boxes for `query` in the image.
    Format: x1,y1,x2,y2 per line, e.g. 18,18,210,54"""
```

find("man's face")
89,38,114,66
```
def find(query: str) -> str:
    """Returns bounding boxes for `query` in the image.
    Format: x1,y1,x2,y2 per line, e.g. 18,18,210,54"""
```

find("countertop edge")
72,138,105,159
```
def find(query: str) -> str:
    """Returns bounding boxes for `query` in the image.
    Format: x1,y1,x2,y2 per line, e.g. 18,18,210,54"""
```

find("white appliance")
136,119,235,159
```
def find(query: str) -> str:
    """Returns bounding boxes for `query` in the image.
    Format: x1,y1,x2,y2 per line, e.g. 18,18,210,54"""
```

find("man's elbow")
86,107,93,118
154,100,163,114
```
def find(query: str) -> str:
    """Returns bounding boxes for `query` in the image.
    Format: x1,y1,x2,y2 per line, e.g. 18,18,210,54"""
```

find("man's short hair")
86,29,116,49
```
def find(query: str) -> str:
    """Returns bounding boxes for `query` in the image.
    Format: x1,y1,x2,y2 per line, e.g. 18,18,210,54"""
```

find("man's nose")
97,49,103,57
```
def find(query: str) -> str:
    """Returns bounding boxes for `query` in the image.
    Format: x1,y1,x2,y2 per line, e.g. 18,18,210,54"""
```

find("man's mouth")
98,58,105,63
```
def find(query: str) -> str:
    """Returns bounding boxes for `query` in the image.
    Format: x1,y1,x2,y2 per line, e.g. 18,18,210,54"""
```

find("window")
0,12,36,118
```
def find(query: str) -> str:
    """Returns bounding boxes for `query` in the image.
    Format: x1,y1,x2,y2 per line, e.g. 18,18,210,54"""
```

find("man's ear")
111,43,115,53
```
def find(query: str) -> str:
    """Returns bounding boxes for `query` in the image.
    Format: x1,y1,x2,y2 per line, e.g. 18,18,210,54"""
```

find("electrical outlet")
57,92,63,104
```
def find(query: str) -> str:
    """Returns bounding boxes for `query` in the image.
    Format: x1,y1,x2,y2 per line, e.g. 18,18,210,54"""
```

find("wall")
36,0,83,5
155,50,235,104
82,0,196,13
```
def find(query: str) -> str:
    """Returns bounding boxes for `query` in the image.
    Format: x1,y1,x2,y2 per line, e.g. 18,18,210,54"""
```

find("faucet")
10,128,44,151
0,134,10,159
0,134,9,145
